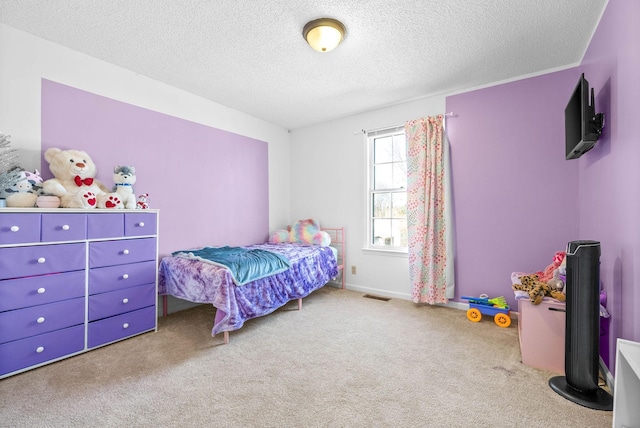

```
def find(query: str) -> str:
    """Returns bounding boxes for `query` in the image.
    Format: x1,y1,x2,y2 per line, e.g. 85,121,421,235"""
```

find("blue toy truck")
461,295,511,328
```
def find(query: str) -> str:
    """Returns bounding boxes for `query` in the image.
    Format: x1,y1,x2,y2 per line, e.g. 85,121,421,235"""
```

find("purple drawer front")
41,213,87,242
0,297,85,344
87,213,124,239
0,243,85,280
88,305,156,348
89,283,156,321
0,213,40,245
89,238,156,268
125,212,157,237
0,324,84,377
0,270,85,312
89,260,156,295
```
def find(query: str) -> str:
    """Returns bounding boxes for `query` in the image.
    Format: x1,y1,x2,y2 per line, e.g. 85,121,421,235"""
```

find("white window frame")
365,125,408,254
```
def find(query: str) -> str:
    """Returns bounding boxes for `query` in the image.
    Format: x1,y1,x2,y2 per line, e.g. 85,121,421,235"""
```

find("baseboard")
337,282,412,300
331,282,519,319
600,357,615,393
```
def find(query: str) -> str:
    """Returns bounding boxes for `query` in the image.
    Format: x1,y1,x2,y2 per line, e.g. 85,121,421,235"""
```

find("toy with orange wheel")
462,295,511,328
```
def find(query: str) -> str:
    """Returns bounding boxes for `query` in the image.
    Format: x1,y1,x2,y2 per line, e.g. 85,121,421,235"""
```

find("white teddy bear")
112,165,137,209
42,148,122,209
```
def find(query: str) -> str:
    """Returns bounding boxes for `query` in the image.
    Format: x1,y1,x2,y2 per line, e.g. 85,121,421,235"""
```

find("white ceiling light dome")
303,18,346,53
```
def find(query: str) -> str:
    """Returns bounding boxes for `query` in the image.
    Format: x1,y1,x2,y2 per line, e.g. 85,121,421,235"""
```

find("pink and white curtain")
405,115,454,304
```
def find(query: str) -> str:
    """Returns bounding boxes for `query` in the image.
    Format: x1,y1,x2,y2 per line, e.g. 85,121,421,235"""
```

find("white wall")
1,22,446,301
0,23,291,232
289,97,446,300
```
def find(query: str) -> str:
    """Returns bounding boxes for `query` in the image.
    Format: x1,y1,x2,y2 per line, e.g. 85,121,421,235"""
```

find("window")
366,126,407,251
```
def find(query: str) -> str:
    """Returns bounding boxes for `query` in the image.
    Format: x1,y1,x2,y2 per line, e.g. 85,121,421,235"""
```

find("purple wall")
578,0,640,366
446,69,581,311
445,0,640,372
41,79,269,257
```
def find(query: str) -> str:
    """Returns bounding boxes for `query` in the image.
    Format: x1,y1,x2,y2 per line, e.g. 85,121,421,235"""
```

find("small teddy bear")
112,165,137,209
136,193,150,209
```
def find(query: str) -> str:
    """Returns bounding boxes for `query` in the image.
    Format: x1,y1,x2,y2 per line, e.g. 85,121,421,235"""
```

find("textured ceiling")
0,0,607,130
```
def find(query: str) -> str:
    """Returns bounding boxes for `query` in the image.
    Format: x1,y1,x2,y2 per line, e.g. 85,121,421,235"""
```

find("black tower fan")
549,240,612,410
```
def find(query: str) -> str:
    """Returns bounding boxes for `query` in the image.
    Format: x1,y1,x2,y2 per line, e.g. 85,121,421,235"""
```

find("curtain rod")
355,112,456,135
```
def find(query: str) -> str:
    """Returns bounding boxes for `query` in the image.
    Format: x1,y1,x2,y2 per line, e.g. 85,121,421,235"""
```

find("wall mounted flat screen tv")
565,73,604,160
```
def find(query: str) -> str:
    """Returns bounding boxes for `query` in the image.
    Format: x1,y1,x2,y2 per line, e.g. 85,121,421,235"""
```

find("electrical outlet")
351,266,357,275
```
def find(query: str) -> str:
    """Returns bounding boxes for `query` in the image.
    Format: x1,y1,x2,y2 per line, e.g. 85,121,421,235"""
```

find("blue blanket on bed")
172,246,290,286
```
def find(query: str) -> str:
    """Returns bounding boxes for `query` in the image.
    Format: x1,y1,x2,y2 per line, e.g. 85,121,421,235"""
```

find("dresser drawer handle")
62,224,70,231
123,323,129,329
122,249,130,255
36,346,45,353
37,317,45,324
138,222,145,227
10,225,20,232
37,257,46,264
122,298,129,304
122,274,129,280
37,287,46,294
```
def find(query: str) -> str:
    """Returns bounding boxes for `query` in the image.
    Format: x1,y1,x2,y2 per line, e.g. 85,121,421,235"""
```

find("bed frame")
161,296,306,345
322,227,345,289
160,227,345,344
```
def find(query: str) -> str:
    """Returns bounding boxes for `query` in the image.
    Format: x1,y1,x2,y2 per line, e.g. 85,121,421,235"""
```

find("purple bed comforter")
158,242,338,336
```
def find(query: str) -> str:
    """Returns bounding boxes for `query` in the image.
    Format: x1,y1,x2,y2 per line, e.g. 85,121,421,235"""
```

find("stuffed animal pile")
42,148,122,209
511,251,567,305
269,218,331,246
512,273,566,305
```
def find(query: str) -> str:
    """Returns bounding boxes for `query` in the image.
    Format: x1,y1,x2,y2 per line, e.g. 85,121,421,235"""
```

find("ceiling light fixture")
303,18,346,53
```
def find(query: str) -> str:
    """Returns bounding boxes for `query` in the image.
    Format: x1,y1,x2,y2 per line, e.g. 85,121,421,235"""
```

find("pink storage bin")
518,298,566,374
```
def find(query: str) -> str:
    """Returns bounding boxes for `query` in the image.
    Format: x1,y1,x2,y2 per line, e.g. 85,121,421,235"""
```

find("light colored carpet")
0,286,613,427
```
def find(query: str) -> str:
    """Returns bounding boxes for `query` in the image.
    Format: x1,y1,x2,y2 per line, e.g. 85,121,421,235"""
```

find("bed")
158,227,344,344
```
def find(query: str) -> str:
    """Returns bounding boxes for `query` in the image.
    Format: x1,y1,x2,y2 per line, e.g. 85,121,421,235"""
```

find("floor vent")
363,294,391,302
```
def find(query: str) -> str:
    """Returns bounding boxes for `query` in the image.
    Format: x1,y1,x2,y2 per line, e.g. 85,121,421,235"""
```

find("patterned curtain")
405,115,454,304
